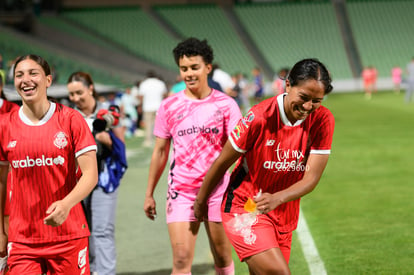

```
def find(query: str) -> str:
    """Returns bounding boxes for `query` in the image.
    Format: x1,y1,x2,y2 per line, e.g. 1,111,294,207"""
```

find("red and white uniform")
0,99,19,114
223,93,335,232
0,102,97,244
0,99,19,216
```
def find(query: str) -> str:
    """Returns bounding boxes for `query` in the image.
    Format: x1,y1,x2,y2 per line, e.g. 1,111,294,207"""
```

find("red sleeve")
229,108,263,153
310,107,335,152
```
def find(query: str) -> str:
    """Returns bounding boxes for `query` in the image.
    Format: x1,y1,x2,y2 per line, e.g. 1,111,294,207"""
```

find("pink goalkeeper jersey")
0,102,97,244
223,93,335,232
154,89,242,194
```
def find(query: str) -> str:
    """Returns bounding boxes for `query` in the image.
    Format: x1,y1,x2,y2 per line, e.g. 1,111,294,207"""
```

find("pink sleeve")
153,101,170,139
226,99,243,136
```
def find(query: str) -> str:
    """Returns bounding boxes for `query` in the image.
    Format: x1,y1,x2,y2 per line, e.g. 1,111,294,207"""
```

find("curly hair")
173,37,214,66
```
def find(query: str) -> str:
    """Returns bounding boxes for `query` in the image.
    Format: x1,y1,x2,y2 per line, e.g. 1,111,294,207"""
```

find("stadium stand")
155,4,257,78
234,1,353,80
0,25,122,86
347,0,414,78
61,6,179,71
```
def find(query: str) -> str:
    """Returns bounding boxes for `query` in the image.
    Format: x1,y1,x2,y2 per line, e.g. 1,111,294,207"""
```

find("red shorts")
7,238,89,275
222,212,292,263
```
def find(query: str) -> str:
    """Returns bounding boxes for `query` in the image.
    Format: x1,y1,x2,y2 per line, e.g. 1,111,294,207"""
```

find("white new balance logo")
266,139,275,146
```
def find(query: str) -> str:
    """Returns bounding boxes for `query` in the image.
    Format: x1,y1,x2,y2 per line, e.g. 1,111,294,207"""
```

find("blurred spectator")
130,80,144,136
231,73,242,108
237,72,250,113
6,57,18,84
252,66,264,103
405,57,414,103
120,87,138,138
168,74,186,96
391,66,402,94
138,70,167,147
0,54,4,70
361,65,377,100
272,67,289,95
212,63,236,96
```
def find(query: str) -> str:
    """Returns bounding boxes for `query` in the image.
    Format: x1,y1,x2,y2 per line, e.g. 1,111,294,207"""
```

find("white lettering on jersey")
263,142,308,172
11,155,65,168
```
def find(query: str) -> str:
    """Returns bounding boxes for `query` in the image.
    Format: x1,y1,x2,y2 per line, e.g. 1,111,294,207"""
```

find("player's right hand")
193,198,207,222
144,196,157,221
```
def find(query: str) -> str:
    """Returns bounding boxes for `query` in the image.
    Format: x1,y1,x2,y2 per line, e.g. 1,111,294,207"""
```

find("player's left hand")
254,192,280,214
44,200,70,227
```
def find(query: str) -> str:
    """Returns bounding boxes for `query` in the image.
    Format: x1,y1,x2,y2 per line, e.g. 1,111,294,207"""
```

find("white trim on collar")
19,101,56,126
277,93,304,127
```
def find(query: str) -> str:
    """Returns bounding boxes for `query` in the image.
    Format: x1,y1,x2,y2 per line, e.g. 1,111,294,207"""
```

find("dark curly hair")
173,37,214,66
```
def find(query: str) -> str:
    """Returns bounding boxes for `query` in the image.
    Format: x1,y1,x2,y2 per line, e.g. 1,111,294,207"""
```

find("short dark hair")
14,54,51,77
287,58,333,94
173,37,214,66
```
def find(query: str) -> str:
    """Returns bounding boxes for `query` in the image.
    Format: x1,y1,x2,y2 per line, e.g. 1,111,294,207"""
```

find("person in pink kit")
194,58,335,274
391,66,402,94
0,54,98,275
143,38,242,275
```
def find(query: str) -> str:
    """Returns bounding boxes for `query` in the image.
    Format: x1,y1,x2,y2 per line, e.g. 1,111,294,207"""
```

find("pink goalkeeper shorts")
166,182,227,224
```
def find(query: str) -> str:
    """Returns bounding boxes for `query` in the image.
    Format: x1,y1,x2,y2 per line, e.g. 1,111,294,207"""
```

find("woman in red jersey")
0,65,19,275
0,74,19,115
194,58,335,274
0,55,98,275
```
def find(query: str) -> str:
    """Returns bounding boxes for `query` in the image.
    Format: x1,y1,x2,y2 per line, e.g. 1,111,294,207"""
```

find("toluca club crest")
54,132,68,149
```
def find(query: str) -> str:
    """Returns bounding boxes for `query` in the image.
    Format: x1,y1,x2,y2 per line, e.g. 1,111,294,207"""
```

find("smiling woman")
0,54,98,275
194,58,335,274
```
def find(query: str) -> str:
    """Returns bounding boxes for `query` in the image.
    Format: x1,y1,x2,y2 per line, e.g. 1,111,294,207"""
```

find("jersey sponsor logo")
11,155,65,168
263,142,308,172
54,131,68,149
7,141,17,148
177,125,219,136
263,159,308,172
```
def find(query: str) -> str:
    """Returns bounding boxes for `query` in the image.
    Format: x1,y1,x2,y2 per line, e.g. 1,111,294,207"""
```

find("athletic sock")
215,261,235,275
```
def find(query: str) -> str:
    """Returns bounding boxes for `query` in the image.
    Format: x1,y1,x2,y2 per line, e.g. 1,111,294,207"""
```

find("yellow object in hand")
244,198,257,213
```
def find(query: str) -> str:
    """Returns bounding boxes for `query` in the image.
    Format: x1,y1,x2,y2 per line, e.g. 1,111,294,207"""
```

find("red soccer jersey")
223,93,335,232
0,99,19,114
0,102,97,244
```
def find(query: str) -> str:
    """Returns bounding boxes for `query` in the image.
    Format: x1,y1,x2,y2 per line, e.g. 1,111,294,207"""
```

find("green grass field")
116,91,414,274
